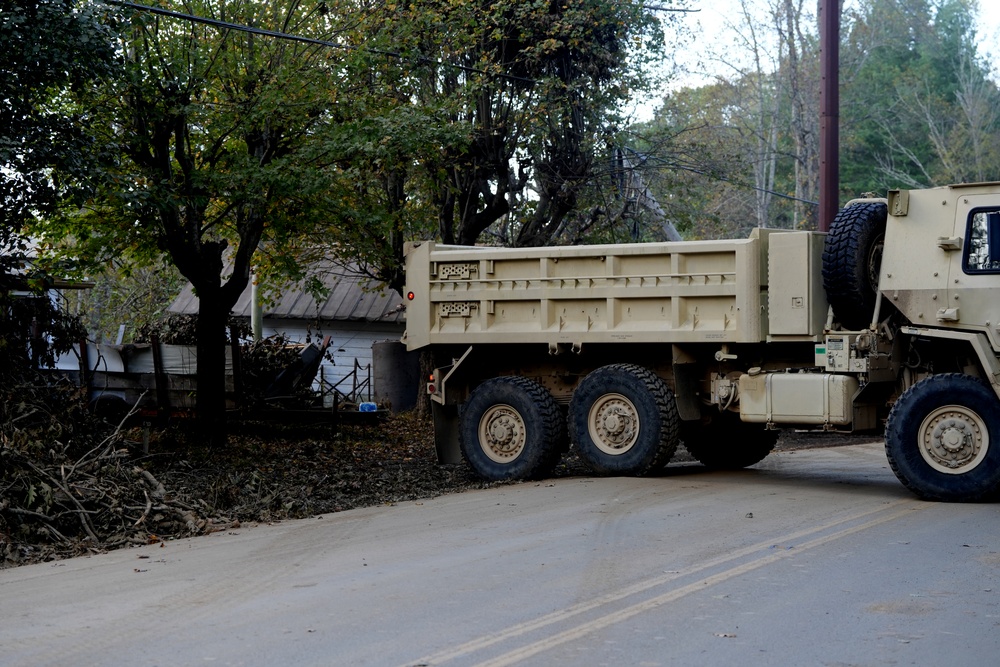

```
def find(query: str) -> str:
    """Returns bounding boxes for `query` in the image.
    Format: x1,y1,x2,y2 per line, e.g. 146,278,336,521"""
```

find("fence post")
150,334,170,424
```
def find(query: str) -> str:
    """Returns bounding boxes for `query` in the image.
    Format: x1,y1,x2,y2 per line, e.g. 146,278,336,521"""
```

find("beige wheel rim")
918,404,989,475
478,404,526,463
588,393,640,456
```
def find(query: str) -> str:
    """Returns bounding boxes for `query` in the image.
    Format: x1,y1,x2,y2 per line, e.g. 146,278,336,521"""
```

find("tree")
840,0,1000,192
1,0,115,394
283,0,678,293
635,0,1000,239
632,0,822,236
631,83,761,239
36,0,364,433
0,0,116,250
775,0,818,228
342,0,674,250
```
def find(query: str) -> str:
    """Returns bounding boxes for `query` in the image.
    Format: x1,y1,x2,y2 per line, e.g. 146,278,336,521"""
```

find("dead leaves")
2,411,483,568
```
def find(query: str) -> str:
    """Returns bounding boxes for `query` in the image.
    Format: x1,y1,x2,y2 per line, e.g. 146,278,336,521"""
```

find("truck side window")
964,210,1000,272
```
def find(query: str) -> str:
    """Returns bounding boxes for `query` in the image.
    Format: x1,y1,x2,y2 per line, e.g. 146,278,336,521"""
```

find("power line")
626,149,819,206
641,4,700,11
105,0,539,85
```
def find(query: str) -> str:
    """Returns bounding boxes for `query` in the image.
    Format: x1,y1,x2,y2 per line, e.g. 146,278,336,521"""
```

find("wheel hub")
479,405,526,462
589,394,639,454
489,418,515,445
919,406,989,474
867,234,885,288
602,411,625,436
938,423,966,452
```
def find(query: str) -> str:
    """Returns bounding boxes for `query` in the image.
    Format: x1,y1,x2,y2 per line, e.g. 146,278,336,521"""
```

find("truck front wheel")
885,374,1000,501
459,376,564,481
569,364,679,475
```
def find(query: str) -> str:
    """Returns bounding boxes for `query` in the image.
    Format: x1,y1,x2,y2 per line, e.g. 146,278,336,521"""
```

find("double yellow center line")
402,498,925,667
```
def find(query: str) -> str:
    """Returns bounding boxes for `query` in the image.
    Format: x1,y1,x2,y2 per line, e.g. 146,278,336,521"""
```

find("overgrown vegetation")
0,275,120,566
1,410,496,568
0,291,401,568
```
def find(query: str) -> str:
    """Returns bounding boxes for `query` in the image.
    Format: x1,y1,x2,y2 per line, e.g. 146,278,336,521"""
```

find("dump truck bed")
403,230,828,350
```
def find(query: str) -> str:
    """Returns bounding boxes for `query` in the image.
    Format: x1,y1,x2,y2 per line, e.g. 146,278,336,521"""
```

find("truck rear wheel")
885,374,1000,501
822,201,887,330
459,376,564,481
681,413,778,469
569,364,679,475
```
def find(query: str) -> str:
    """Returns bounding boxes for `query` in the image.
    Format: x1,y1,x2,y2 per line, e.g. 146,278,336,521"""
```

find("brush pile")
0,401,500,568
1,303,486,568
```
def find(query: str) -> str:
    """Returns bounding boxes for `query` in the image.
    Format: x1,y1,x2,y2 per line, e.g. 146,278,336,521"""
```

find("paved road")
2,443,1000,667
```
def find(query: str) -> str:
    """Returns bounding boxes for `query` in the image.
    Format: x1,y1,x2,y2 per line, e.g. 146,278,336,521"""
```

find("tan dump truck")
402,182,1000,501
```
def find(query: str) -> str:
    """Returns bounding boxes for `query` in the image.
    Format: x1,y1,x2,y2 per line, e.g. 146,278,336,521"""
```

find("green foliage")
637,0,1000,236
0,273,87,380
0,0,117,246
325,0,675,252
841,0,1000,191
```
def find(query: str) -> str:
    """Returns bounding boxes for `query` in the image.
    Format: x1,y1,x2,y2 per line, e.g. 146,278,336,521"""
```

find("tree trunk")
415,349,434,421
194,284,230,442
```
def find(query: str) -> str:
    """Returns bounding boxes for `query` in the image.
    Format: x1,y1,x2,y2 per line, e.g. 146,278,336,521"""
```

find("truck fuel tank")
739,371,859,427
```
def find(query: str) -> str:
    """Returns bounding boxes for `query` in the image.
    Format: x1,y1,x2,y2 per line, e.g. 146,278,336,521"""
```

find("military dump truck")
402,182,1000,501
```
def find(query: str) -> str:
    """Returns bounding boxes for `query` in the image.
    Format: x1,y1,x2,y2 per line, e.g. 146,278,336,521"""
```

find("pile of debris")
0,404,495,568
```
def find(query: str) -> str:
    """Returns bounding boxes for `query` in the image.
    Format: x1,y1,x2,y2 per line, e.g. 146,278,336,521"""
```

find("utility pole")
818,0,840,232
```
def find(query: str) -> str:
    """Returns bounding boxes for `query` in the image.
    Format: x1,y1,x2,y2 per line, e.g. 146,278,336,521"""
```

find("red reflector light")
407,291,415,300
427,383,436,394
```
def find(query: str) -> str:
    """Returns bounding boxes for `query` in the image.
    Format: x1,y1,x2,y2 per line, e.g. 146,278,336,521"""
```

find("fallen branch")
132,489,152,528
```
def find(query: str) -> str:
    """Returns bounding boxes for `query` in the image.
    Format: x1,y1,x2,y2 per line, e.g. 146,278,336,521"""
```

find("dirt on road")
0,411,878,568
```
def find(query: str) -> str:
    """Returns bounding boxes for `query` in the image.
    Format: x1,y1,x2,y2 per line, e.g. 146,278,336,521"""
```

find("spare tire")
821,201,888,330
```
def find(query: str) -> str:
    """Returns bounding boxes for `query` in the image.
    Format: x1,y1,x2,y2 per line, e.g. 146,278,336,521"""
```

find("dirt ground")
1,412,879,568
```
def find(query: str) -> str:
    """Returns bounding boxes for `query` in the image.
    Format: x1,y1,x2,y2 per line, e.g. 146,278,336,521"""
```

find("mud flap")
432,402,462,464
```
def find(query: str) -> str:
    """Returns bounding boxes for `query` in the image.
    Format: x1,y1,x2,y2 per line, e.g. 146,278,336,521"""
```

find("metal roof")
169,260,405,324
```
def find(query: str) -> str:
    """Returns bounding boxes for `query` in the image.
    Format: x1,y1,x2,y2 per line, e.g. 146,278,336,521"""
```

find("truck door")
952,193,1000,349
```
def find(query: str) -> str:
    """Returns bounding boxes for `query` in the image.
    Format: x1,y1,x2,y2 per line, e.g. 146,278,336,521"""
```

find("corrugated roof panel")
168,261,405,323
171,285,199,315
270,284,309,319
330,276,364,320
233,283,256,317
354,288,384,321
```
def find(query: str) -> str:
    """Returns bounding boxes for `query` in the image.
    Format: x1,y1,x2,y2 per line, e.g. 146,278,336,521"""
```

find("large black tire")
885,374,1000,502
822,201,888,330
681,412,778,469
459,376,564,481
569,364,679,475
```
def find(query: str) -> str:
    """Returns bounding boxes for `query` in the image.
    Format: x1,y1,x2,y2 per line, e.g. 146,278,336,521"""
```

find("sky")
630,0,1000,119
